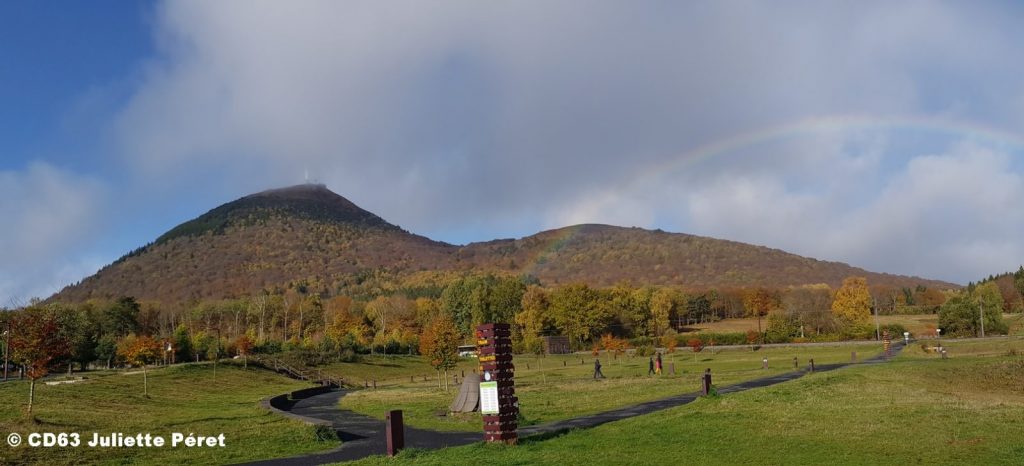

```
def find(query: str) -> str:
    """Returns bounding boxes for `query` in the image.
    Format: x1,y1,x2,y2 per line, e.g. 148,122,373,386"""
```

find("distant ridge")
51,184,959,304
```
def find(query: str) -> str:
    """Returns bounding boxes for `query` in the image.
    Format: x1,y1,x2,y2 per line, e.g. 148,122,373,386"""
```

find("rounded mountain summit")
52,184,956,304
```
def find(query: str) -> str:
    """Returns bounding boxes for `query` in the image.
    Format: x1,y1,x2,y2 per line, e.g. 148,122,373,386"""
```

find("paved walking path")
242,342,905,465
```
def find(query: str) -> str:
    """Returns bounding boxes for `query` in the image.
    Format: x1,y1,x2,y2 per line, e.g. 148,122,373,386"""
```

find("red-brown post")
386,410,404,456
477,323,518,444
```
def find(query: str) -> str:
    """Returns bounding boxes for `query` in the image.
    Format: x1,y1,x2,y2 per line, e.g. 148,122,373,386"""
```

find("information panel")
479,381,499,415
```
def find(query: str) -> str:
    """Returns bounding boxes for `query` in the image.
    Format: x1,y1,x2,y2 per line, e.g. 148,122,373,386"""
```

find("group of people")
591,351,667,379
648,352,663,375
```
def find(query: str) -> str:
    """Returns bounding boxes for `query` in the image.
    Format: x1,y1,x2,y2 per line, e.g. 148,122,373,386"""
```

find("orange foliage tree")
600,333,629,359
660,330,679,354
8,309,70,417
118,334,163,397
236,334,254,368
420,314,460,391
687,338,703,361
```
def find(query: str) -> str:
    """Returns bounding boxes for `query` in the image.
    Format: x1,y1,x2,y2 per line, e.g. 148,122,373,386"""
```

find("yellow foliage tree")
831,277,872,330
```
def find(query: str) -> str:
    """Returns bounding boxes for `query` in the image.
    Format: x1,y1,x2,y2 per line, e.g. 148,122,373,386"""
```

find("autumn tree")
8,308,70,417
118,334,162,397
515,285,551,354
831,277,872,335
650,288,683,338
549,283,612,350
661,329,679,353
743,288,779,340
419,314,460,391
782,285,834,336
687,338,703,361
236,334,254,368
600,333,629,359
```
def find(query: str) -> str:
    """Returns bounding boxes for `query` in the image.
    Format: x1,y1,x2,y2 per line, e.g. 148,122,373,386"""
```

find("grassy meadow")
0,362,338,465
344,336,1024,466
338,344,884,432
681,312,1024,337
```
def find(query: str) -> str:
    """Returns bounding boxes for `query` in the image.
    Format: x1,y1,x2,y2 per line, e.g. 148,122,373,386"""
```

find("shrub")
635,344,655,357
880,323,908,340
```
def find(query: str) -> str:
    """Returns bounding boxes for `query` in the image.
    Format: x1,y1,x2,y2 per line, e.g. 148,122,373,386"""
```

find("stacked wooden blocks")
476,323,518,444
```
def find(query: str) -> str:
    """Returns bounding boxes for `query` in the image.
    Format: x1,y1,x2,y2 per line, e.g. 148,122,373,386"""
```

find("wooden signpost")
477,323,518,444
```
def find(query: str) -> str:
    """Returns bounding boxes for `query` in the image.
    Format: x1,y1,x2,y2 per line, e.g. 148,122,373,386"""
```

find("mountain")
51,184,957,304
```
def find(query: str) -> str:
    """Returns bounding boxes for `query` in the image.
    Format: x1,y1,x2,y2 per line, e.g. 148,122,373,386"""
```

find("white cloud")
0,163,107,304
97,1,1024,283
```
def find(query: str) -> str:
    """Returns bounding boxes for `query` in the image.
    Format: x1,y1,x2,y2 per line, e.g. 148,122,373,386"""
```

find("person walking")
593,358,605,379
648,356,655,376
655,352,663,375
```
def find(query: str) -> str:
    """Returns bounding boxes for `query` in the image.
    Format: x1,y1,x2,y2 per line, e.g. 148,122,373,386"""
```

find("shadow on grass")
164,414,258,427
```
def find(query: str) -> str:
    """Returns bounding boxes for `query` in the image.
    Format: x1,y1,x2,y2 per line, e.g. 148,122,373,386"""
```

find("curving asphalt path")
242,342,905,465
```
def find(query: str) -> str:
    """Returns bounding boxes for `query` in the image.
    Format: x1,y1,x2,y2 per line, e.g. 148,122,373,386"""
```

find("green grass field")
338,344,885,432
0,362,338,465
681,313,1024,337
344,337,1024,465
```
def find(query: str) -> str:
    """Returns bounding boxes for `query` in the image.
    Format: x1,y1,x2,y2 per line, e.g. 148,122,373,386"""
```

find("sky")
3,1,1024,304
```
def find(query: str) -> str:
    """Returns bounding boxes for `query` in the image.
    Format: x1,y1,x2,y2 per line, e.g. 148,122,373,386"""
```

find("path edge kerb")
261,386,336,427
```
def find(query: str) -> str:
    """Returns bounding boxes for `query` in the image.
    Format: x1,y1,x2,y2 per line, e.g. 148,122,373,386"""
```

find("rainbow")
628,113,1024,184
521,114,1024,277
521,224,584,279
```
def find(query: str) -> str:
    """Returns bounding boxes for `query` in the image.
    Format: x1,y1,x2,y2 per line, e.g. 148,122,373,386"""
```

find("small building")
542,336,571,354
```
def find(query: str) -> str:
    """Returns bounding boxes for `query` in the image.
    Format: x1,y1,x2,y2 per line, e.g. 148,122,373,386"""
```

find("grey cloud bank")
5,1,1024,302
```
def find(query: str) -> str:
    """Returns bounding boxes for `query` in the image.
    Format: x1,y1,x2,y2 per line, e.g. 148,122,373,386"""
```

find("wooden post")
702,369,712,396
669,362,675,375
373,379,377,389
478,323,518,444
386,410,404,456
808,359,815,372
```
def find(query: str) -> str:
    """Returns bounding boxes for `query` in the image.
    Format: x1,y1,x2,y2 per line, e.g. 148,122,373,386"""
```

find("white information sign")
479,381,499,414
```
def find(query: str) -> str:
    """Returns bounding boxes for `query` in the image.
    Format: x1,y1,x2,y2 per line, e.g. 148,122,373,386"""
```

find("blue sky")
4,1,1024,304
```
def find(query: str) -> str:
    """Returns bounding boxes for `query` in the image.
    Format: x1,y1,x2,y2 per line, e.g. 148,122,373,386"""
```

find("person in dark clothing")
593,358,605,379
648,356,655,375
